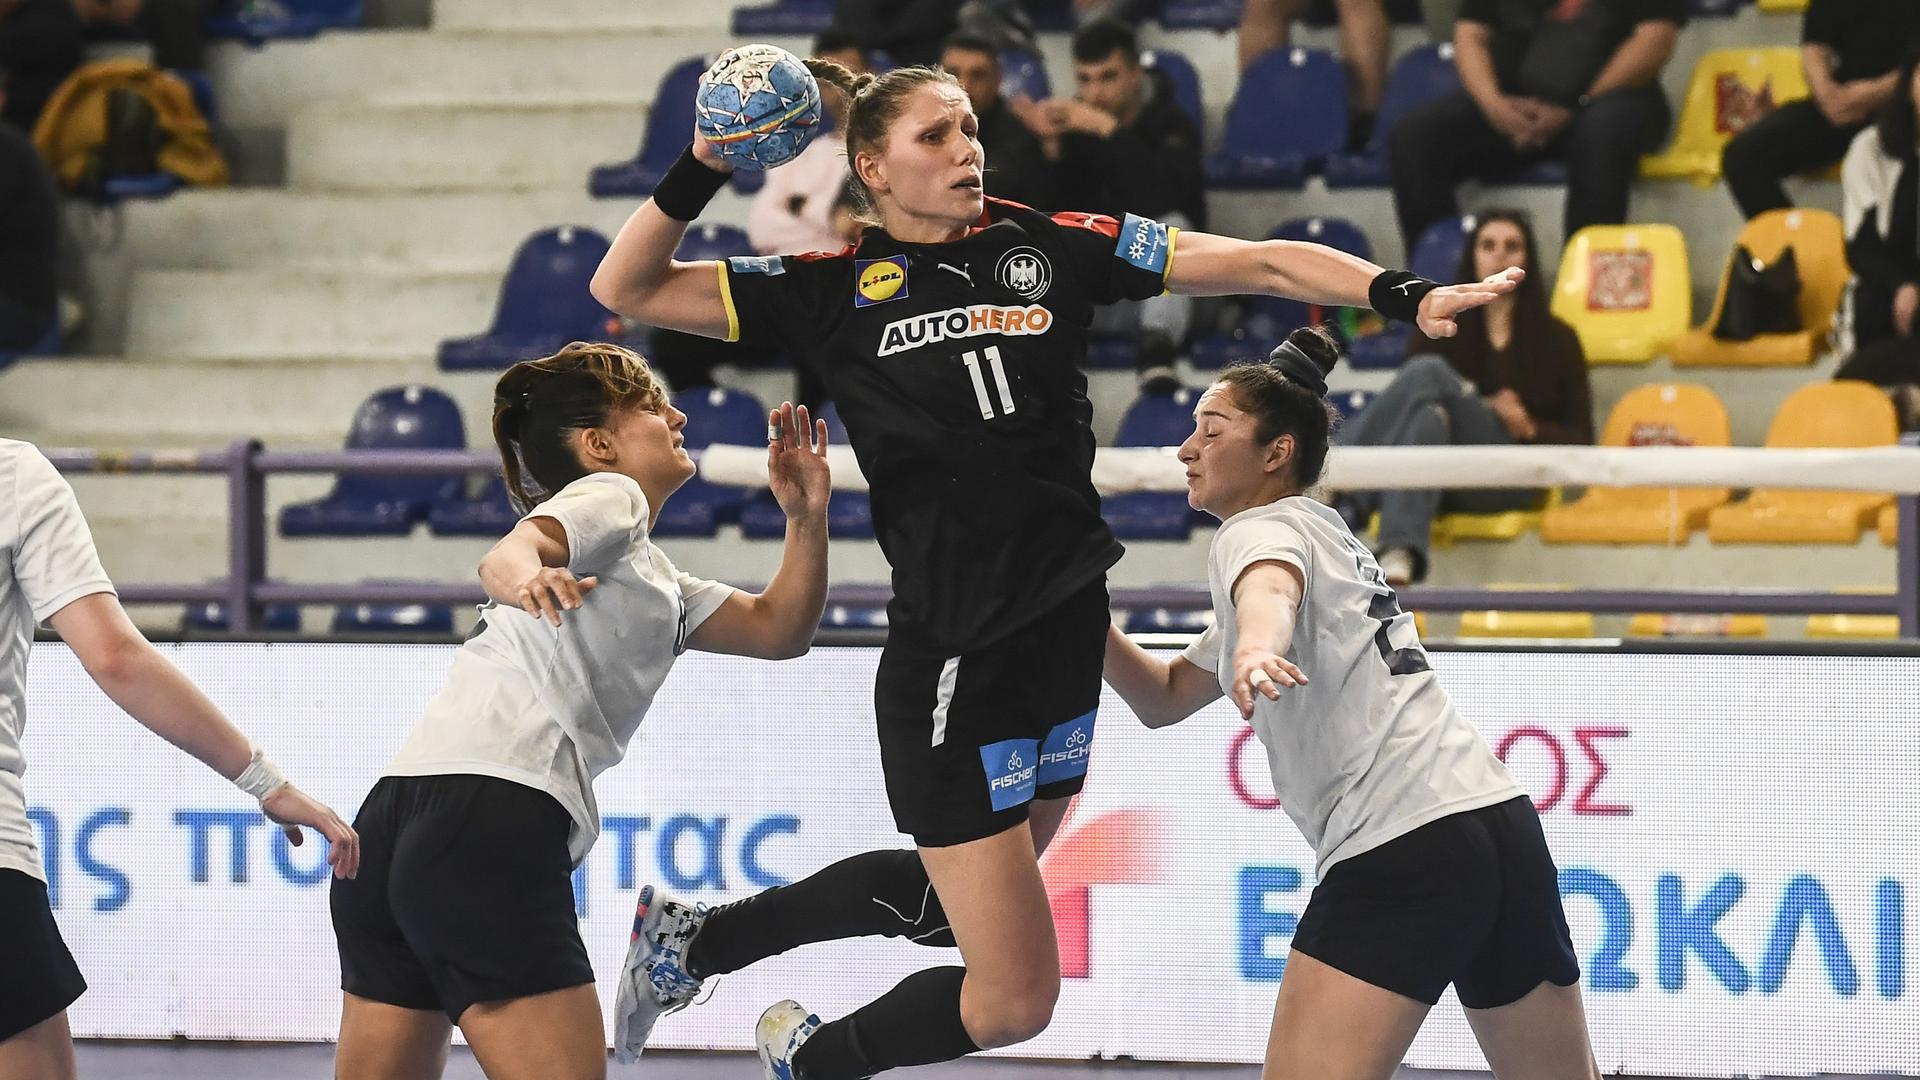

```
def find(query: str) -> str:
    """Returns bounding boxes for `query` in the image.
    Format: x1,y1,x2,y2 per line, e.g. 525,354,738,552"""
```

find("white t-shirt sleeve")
1215,516,1313,601
1180,623,1222,673
528,473,650,577
11,447,116,622
675,569,737,636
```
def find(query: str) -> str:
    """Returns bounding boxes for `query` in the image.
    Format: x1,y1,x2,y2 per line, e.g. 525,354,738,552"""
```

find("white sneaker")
1377,547,1416,589
612,885,710,1063
756,999,822,1080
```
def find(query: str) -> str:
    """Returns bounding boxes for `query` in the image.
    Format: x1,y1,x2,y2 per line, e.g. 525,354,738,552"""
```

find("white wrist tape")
235,747,289,801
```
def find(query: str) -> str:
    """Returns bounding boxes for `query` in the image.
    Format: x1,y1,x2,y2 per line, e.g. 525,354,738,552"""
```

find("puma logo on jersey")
877,304,1053,357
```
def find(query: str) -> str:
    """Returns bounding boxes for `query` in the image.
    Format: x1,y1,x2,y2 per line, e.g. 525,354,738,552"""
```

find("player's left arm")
1226,560,1308,721
1164,229,1524,339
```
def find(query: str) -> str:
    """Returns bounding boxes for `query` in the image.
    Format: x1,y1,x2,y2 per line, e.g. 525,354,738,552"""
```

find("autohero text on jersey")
877,304,1054,357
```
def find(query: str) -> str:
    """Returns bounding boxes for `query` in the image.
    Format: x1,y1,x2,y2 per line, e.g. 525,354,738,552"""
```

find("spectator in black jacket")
941,30,1058,211
0,0,82,134
0,121,58,349
1721,0,1919,221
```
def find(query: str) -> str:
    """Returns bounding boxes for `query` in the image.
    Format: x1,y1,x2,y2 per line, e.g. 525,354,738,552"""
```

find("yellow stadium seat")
1460,585,1594,639
1881,502,1899,546
1707,382,1898,543
1671,209,1848,367
1626,613,1770,638
1432,490,1559,548
1551,225,1691,364
1642,48,1808,185
1540,383,1732,544
1757,0,1806,11
1807,614,1900,639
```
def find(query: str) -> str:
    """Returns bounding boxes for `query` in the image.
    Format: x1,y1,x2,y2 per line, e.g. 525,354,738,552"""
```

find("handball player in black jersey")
590,59,1521,1080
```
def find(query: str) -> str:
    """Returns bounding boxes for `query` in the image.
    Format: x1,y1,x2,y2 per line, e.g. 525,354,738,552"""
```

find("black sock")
683,849,953,979
793,966,977,1080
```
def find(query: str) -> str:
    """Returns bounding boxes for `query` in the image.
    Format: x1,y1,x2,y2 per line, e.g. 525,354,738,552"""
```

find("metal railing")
45,438,1920,637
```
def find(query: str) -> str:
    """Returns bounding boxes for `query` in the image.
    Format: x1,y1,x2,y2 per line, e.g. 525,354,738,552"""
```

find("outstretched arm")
1225,561,1309,721
1102,623,1225,729
590,136,738,339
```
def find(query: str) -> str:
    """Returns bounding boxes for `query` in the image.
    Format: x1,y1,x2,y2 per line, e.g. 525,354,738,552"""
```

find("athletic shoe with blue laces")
756,999,822,1080
612,885,710,1063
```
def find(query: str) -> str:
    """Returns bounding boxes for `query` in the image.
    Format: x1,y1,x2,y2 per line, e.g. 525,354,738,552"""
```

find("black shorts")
0,868,87,1042
329,774,594,1023
1290,795,1581,1009
875,580,1108,847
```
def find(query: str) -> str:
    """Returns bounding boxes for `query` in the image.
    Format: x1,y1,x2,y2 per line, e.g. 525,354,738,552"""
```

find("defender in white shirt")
0,439,357,1080
1101,328,1599,1080
326,343,831,1080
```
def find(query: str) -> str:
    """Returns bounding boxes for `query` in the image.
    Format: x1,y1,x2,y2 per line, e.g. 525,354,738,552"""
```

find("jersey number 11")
960,346,1017,420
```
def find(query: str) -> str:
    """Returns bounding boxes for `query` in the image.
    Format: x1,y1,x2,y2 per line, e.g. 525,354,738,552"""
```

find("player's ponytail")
1215,326,1341,491
491,342,667,513
803,57,876,103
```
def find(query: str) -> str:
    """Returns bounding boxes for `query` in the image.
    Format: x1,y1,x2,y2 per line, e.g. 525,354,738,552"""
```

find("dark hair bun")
1268,325,1339,398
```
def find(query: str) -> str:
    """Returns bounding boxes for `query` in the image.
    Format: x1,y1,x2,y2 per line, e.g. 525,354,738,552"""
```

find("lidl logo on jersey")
876,304,1053,357
1037,710,1096,783
854,256,909,307
1116,212,1172,276
981,737,1040,811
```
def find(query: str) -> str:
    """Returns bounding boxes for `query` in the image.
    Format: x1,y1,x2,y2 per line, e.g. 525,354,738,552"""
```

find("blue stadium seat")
1206,48,1346,190
332,596,455,635
730,0,834,34
428,474,518,537
1347,214,1473,368
1144,49,1203,131
820,603,888,629
741,401,871,538
438,226,613,371
180,596,301,633
207,0,361,41
1689,0,1744,14
1326,44,1457,189
656,386,769,537
1104,387,1200,540
1001,48,1050,102
1123,607,1215,633
279,385,466,536
1329,388,1377,424
1086,332,1138,370
590,56,707,198
676,223,753,262
1159,0,1242,30
1190,217,1372,368
0,318,60,372
100,71,215,201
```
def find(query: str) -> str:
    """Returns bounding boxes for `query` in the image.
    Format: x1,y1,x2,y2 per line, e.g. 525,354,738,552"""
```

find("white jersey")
0,440,117,883
1183,496,1521,877
386,472,734,865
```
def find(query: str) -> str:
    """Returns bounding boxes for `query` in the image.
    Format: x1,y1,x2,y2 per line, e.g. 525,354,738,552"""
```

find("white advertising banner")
19,644,1920,1075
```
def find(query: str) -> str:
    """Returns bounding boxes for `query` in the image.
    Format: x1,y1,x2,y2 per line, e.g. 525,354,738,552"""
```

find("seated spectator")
1335,211,1593,586
1832,54,1920,431
830,0,959,68
73,0,213,73
1722,0,1918,221
0,0,83,134
940,29,1057,210
747,30,867,257
1388,0,1682,251
1024,17,1205,393
1239,0,1389,150
0,120,58,349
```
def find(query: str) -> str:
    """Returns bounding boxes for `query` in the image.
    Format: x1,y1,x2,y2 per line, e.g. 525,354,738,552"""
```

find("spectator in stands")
1722,0,1919,222
0,0,82,134
830,0,959,68
1387,0,1682,252
0,122,58,350
941,29,1057,210
1238,0,1390,150
1335,211,1593,586
748,31,866,257
72,0,213,73
1833,53,1920,431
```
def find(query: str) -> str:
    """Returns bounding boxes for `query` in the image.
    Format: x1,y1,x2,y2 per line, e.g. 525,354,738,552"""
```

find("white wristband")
234,747,289,801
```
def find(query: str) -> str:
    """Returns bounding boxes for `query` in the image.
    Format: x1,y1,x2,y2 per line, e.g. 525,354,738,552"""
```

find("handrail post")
226,439,265,633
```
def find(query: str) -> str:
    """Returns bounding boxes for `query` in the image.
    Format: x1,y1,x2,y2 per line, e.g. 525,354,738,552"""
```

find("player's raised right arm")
590,135,736,340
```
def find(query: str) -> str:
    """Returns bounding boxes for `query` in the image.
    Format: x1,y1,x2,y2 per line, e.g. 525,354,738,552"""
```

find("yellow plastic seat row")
1432,490,1560,547
1642,48,1809,185
1707,381,1899,544
1458,585,1593,639
1671,209,1849,368
1540,383,1731,545
1807,615,1900,639
1756,0,1806,11
1551,224,1691,364
1627,613,1770,638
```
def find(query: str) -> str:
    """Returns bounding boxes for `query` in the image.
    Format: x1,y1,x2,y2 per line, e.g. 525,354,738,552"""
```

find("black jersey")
718,198,1181,651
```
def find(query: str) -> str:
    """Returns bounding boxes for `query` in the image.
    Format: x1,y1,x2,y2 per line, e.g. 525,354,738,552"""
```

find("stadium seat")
1348,214,1473,369
1540,383,1732,544
1205,47,1347,190
1001,48,1050,102
656,386,768,537
1143,49,1203,130
1627,612,1768,637
1881,502,1899,546
438,226,614,371
1756,0,1805,11
589,56,707,198
1104,387,1202,540
207,0,361,40
100,70,216,201
281,385,467,536
428,474,518,537
1325,44,1458,189
1158,0,1241,30
1329,388,1376,424
1433,489,1557,547
730,0,834,34
1459,588,1595,639
332,597,456,635
1707,382,1898,543
0,317,60,372
820,603,888,629
1688,0,1745,15
675,223,753,262
1641,48,1807,185
1671,208,1847,367
1549,224,1691,364
742,401,871,538
180,597,302,633
1191,216,1371,368
1806,612,1898,639
1123,607,1215,634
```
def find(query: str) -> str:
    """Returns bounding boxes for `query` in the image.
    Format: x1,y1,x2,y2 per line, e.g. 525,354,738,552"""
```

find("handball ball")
695,44,823,171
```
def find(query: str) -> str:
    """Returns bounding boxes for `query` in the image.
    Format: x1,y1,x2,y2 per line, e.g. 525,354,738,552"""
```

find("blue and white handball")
695,44,823,171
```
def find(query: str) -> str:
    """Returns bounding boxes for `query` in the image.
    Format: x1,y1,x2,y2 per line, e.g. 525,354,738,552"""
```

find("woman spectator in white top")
1100,327,1599,1080
0,438,358,1080
327,341,831,1080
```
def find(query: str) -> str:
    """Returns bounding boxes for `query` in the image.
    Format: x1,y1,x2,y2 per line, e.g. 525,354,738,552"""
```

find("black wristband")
1369,269,1441,325
651,145,731,223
